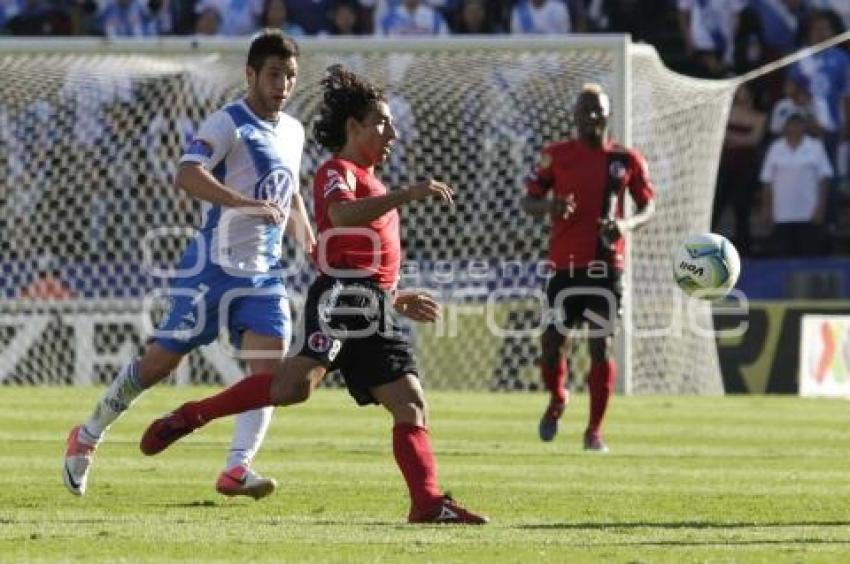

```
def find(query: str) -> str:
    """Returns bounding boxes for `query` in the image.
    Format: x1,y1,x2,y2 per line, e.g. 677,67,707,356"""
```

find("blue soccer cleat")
538,400,566,442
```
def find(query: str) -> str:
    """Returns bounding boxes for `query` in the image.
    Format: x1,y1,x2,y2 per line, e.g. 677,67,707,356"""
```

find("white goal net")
0,37,734,394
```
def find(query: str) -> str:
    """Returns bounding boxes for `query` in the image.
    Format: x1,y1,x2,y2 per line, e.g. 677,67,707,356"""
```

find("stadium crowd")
0,0,655,38
1,0,850,260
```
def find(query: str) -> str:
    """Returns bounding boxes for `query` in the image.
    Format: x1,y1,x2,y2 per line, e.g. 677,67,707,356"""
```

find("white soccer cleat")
215,464,277,500
63,425,97,496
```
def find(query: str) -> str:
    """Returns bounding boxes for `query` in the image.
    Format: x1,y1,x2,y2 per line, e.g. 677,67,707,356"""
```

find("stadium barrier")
717,301,850,394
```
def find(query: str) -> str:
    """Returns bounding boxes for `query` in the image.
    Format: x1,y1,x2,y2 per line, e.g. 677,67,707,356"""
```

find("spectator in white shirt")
510,0,572,34
361,0,449,33
769,74,835,138
376,0,447,35
195,0,261,35
99,0,157,36
760,111,834,256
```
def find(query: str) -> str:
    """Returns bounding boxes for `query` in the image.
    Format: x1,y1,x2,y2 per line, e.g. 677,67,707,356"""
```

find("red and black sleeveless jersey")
525,139,655,271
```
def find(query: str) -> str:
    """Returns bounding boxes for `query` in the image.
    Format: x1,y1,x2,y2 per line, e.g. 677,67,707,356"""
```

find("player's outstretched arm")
328,179,453,228
286,191,317,254
176,163,285,224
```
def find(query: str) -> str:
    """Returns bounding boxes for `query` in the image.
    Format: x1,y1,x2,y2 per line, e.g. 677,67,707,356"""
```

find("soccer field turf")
2,388,849,563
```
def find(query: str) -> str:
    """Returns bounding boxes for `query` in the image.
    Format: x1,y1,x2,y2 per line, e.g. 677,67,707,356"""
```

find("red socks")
587,360,616,435
541,357,568,405
392,423,441,509
183,373,273,425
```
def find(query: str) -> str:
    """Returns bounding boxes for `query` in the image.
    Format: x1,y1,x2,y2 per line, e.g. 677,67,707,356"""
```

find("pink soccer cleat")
215,464,277,500
63,425,98,496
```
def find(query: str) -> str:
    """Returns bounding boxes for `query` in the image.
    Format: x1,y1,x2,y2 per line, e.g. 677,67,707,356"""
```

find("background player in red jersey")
139,65,488,525
520,84,656,452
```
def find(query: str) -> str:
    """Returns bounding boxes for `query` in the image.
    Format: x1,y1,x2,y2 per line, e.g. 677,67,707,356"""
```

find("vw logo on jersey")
256,166,294,204
609,161,626,180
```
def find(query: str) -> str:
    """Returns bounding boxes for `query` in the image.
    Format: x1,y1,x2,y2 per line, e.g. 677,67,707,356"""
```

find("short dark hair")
807,9,845,36
247,29,299,73
313,65,385,153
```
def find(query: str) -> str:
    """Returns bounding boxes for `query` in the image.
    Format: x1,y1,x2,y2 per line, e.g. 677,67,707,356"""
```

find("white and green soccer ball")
673,233,741,300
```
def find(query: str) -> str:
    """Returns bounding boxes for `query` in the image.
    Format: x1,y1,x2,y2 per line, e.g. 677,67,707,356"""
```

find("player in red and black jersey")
521,84,656,452
140,65,487,525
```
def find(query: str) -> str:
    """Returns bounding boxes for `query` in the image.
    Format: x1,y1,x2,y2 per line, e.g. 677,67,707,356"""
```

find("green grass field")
2,388,849,563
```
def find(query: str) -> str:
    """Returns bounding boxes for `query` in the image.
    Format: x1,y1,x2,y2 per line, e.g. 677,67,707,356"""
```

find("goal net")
0,37,734,394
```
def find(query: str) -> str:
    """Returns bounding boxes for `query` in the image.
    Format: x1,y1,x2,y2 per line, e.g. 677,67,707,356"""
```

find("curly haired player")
140,65,488,525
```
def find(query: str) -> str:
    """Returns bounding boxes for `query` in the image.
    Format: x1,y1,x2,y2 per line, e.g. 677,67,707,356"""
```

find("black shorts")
545,268,623,335
296,275,418,406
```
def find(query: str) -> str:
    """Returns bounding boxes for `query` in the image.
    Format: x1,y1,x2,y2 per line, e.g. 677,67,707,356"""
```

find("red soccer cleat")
139,403,203,456
408,494,489,525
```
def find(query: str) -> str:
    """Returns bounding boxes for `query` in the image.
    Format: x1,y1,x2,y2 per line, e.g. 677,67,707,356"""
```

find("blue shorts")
152,256,291,355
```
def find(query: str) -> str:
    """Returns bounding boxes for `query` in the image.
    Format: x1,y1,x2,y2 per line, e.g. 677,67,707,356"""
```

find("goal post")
0,36,733,394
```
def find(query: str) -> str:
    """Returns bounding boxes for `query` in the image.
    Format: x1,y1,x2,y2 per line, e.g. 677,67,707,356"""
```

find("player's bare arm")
286,191,316,253
328,179,453,227
520,193,576,220
176,162,286,224
599,199,656,242
394,290,440,323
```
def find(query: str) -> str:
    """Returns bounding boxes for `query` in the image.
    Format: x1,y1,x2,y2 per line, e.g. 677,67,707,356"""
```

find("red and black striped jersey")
526,139,655,271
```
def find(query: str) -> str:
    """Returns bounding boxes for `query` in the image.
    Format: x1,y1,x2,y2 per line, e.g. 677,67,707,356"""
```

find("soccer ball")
672,233,741,300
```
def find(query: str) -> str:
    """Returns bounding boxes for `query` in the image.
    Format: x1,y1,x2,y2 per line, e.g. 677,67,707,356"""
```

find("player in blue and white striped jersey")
63,30,315,500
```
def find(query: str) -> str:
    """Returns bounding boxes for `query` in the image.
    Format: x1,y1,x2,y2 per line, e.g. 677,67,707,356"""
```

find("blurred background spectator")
192,0,221,34
98,0,159,37
510,0,583,34
713,83,766,256
452,0,501,34
286,0,331,34
375,0,448,35
812,0,850,29
5,0,72,34
769,74,833,137
760,110,833,256
678,0,746,78
261,0,305,35
748,0,808,61
193,0,261,35
789,9,849,162
325,0,361,34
